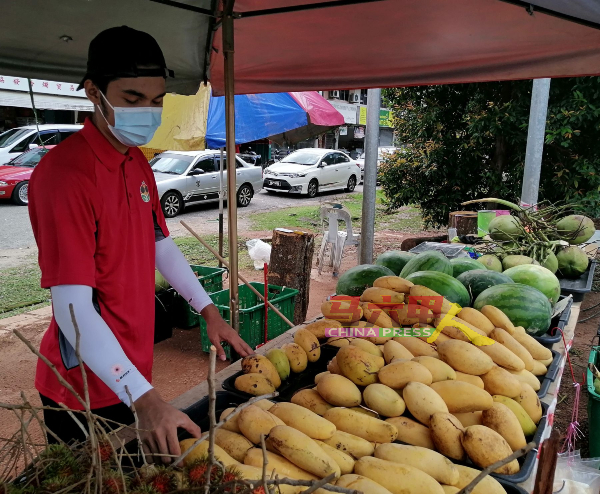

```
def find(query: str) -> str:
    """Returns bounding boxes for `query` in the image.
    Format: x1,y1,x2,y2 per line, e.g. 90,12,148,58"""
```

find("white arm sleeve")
155,236,213,314
50,285,153,405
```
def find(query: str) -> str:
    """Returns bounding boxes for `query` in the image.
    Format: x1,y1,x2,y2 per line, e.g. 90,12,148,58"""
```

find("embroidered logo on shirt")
140,181,150,202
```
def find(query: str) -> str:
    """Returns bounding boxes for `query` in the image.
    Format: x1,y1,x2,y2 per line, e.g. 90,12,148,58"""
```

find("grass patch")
0,261,50,319
174,235,255,271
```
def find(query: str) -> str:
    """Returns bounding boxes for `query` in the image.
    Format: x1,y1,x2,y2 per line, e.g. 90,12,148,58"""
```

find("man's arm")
154,236,253,360
51,285,201,461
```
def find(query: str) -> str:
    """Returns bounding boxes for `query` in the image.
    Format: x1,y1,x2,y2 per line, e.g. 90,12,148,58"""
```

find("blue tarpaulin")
206,92,308,149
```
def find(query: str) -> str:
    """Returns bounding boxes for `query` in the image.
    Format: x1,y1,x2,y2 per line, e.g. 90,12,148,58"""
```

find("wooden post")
532,429,560,494
267,228,315,325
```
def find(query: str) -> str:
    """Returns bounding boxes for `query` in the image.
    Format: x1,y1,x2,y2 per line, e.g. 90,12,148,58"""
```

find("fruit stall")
151,202,596,493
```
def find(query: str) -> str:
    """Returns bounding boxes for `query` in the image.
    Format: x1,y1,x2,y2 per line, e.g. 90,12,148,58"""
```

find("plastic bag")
246,239,271,270
552,455,600,494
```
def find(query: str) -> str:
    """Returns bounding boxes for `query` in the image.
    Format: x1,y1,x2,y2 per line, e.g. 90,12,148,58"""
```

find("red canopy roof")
210,0,600,95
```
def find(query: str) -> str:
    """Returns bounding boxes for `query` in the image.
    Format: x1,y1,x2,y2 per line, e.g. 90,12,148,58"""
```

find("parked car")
262,148,360,198
356,146,400,182
0,124,81,165
151,150,263,218
0,146,55,205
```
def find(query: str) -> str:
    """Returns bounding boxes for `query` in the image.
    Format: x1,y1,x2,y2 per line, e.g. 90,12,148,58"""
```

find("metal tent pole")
521,78,551,208
360,88,381,264
219,147,224,268
223,0,239,333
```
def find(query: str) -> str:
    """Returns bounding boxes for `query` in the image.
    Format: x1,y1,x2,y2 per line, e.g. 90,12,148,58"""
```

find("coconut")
489,215,523,241
502,255,536,270
541,251,559,274
477,254,502,272
155,270,170,293
556,214,595,245
556,246,589,278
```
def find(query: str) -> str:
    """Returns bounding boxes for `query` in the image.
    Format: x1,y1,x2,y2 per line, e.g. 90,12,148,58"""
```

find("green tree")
381,78,600,228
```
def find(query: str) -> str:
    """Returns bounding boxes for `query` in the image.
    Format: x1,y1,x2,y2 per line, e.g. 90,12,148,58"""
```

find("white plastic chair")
317,205,361,277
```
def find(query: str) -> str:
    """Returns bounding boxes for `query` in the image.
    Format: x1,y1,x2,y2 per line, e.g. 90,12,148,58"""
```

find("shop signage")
354,126,365,139
339,126,348,136
0,75,88,98
329,100,358,125
358,106,394,127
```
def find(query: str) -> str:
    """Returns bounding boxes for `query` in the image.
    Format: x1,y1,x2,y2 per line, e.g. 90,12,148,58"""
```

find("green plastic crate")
174,265,227,328
200,282,298,358
587,346,600,457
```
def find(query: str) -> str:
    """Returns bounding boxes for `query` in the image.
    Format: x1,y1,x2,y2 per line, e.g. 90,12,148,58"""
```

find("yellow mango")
378,360,433,389
513,382,543,424
409,285,453,314
437,340,494,375
531,360,548,376
323,407,398,443
266,425,340,478
281,343,308,373
457,307,495,334
481,366,522,398
327,356,342,374
291,388,334,416
480,306,515,334
383,340,414,363
321,299,363,323
220,407,241,433
243,447,318,480
430,412,466,461
386,416,434,449
454,371,484,389
241,355,281,389
482,403,527,451
389,304,434,326
314,371,330,384
403,381,449,426
373,276,414,294
489,328,534,371
453,411,483,427
478,340,525,371
512,330,553,360
336,474,394,494
317,373,362,407
303,319,342,339
394,336,439,358
363,383,406,417
454,464,509,494
269,402,336,440
321,430,374,459
179,438,238,467
430,381,494,413
214,429,253,462
351,338,384,357
326,336,354,347
435,316,488,342
461,425,520,475
508,368,541,391
336,345,382,386
294,328,321,362
315,440,355,474
361,286,405,305
234,373,276,396
238,405,285,444
374,443,460,485
492,396,537,436
361,302,396,328
355,456,445,494
412,356,456,382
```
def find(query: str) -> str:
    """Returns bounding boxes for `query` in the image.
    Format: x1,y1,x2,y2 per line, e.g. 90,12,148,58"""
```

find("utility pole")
521,78,551,208
360,88,381,264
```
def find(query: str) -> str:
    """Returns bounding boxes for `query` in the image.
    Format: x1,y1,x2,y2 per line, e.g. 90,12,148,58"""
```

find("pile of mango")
180,276,555,494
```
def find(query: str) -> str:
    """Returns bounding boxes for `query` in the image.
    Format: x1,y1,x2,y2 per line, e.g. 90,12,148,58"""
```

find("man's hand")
135,388,201,464
201,304,253,360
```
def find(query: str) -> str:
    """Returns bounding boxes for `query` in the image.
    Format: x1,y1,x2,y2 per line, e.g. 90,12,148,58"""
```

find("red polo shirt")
29,118,169,410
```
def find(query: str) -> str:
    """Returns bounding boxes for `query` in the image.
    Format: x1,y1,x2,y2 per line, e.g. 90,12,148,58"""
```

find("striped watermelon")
405,270,471,307
336,264,396,297
502,264,561,305
375,251,416,275
400,251,453,278
450,258,485,278
456,269,512,305
473,283,552,336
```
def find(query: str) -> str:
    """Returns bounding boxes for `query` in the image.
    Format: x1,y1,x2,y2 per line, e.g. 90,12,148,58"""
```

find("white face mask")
97,91,162,147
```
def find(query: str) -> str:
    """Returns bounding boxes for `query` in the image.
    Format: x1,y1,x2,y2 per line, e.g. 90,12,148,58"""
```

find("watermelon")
502,264,561,305
405,271,471,307
375,251,416,275
474,283,552,336
456,269,512,304
336,264,395,297
399,251,453,279
450,258,485,278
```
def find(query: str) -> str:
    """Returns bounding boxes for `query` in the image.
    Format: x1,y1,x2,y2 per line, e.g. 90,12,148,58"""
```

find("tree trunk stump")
267,228,315,325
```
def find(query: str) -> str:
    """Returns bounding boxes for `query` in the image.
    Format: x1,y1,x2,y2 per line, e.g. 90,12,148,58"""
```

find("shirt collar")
80,118,129,171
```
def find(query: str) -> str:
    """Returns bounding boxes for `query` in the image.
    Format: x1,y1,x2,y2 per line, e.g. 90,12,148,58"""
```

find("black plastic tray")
179,391,248,439
533,296,573,347
560,258,597,302
536,349,562,399
497,478,529,494
222,345,339,402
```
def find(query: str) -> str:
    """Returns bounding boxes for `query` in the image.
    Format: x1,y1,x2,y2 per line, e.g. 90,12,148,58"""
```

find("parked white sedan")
263,148,360,198
151,150,263,217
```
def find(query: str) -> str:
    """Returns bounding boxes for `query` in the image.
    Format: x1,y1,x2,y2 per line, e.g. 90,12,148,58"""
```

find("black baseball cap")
77,26,174,90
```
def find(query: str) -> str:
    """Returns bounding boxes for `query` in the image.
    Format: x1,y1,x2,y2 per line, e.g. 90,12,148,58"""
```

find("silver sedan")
151,150,264,218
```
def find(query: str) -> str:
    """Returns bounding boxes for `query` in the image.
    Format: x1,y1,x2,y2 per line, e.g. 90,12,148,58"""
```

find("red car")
0,146,54,205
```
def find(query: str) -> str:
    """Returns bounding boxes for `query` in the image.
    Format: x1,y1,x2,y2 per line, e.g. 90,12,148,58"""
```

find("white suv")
0,124,82,165
263,148,360,198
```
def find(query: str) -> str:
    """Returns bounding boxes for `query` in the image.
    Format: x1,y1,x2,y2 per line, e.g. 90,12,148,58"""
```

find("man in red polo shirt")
28,26,252,458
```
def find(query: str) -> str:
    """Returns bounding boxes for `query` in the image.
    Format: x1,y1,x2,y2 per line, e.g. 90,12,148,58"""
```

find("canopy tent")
4,1,600,96
4,0,600,333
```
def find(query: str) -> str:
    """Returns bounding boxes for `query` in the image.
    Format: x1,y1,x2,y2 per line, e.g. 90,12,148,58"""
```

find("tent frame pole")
219,147,225,268
223,0,240,335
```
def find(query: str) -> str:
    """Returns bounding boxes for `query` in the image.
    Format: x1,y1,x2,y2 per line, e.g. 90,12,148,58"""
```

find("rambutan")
36,444,80,481
185,458,222,486
145,467,180,494
128,485,160,494
101,470,127,494
97,440,114,464
40,476,74,493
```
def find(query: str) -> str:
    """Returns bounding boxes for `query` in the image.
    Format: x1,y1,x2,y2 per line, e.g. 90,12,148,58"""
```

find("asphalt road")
0,185,363,250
